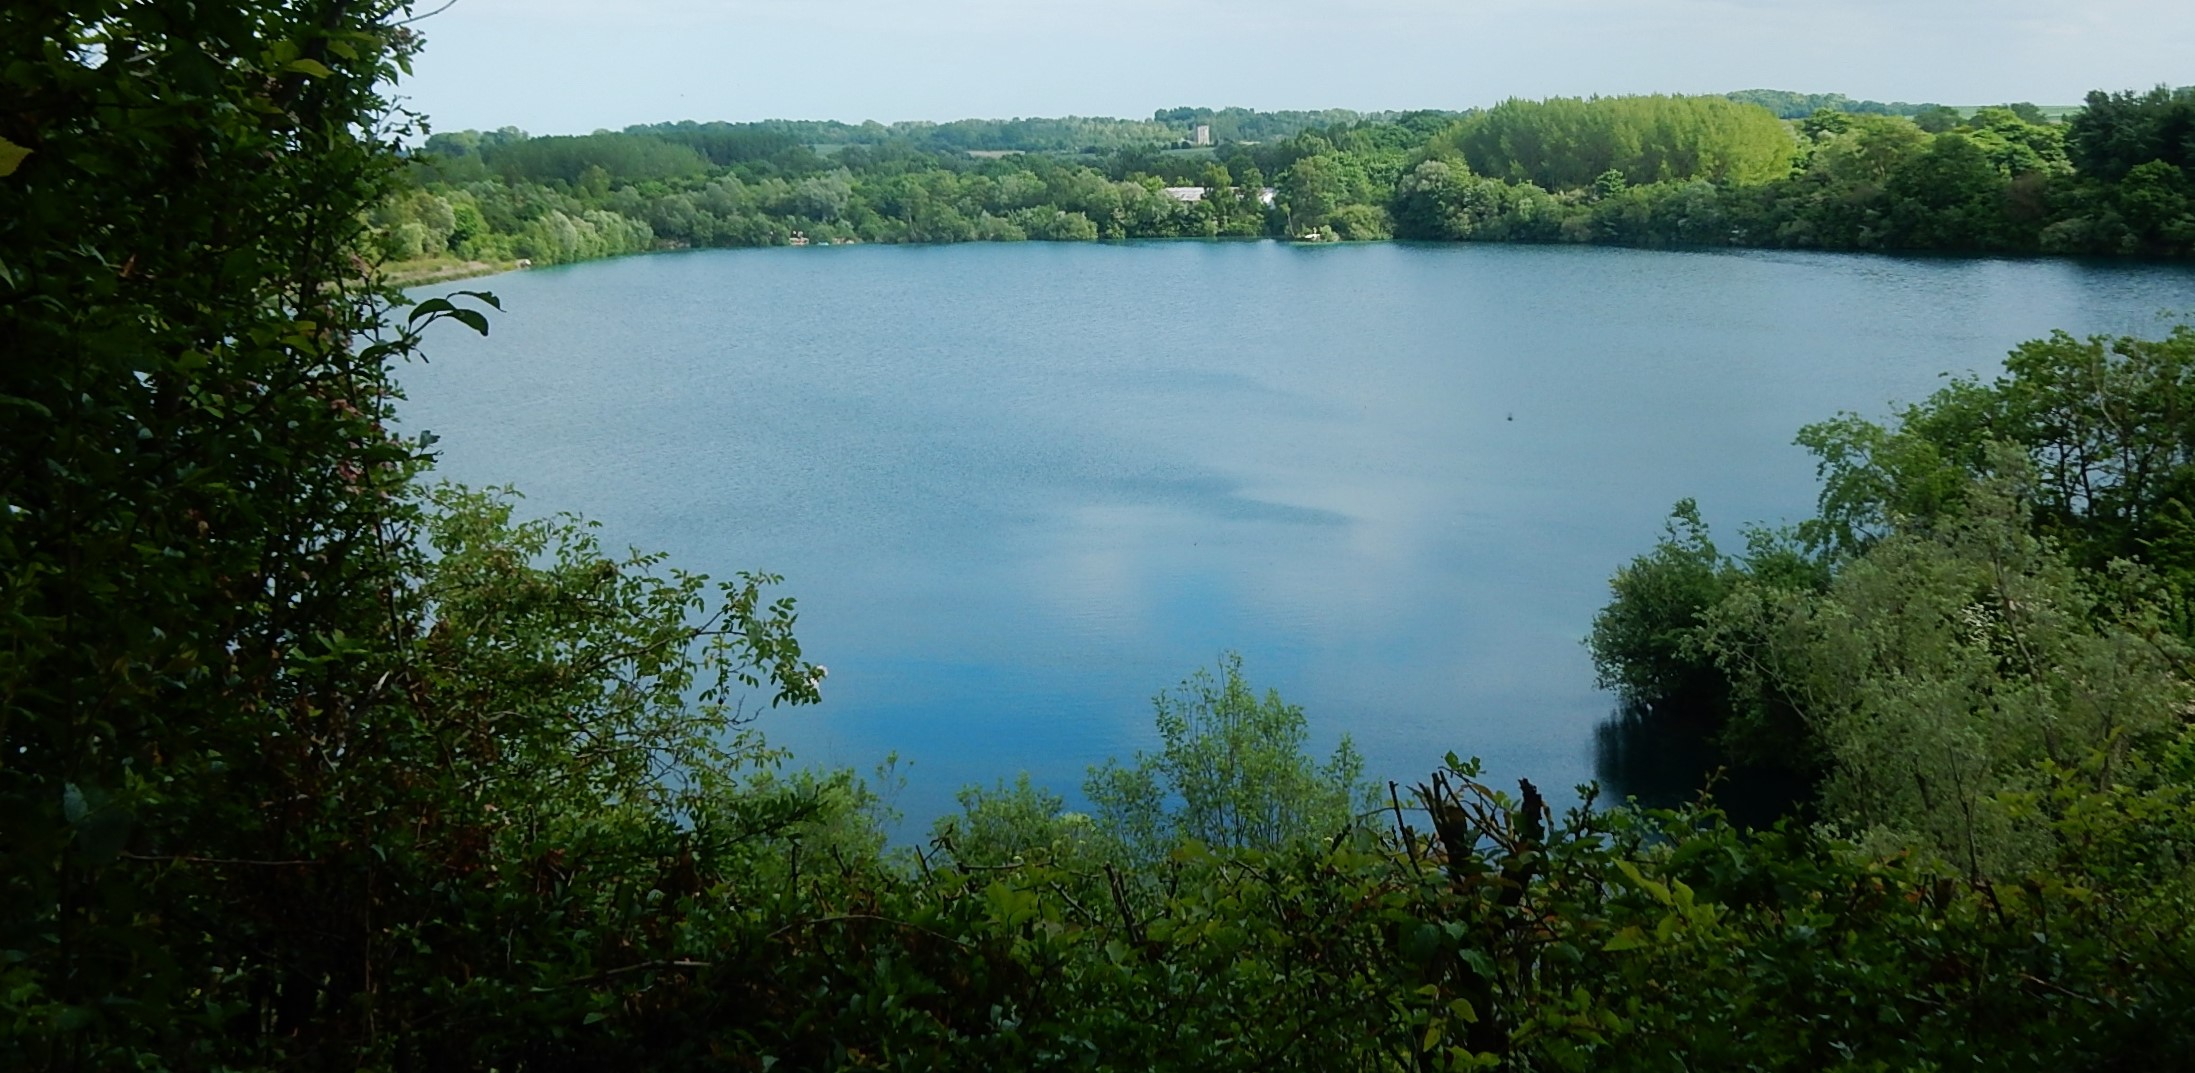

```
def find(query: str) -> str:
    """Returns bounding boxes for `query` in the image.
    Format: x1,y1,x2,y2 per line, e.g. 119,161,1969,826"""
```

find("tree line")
1723,88,1946,119
375,86,2194,274
8,4,2195,1069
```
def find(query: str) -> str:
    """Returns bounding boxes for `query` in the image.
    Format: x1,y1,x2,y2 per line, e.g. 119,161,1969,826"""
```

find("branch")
766,913,975,951
557,958,713,988
122,853,319,867
395,0,461,25
1106,864,1144,945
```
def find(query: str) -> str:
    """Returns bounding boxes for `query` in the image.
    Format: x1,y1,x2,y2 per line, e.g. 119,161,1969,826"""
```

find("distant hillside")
419,109,1468,163
1723,89,1943,118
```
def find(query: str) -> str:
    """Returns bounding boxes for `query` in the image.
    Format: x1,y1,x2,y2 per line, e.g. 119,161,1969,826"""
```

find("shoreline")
383,257,520,287
380,237,2195,290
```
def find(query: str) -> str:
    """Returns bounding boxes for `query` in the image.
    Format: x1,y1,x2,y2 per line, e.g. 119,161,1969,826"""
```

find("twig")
1047,880,1099,925
1105,864,1143,944
767,913,976,951
1389,781,1421,872
122,853,318,867
394,0,461,26
2019,972,2099,1004
558,958,713,988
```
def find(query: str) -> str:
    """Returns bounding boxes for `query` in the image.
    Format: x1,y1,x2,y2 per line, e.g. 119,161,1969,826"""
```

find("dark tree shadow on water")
1592,702,1811,829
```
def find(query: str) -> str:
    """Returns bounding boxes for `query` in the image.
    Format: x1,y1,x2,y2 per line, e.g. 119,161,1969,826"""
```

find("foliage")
1702,468,2190,873
2,1,427,1063
1587,500,1741,713
0,4,825,1067
2065,84,2195,181
1085,654,1372,867
1443,94,1795,190
1724,88,1945,119
1593,325,2195,875
486,131,712,185
930,773,1098,869
1154,106,1436,145
599,755,2195,1072
13,5,2195,1065
1799,327,2195,594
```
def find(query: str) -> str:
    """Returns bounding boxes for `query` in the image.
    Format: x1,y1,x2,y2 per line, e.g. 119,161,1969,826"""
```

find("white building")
1160,187,1280,207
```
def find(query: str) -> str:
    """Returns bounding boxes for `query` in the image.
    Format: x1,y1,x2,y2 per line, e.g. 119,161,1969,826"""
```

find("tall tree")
1,5,821,1066
1447,95,1793,190
2,2,429,1062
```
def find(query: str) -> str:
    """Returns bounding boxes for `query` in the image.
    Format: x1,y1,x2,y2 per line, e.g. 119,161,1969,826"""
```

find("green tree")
1800,112,1930,187
931,773,1098,868
1913,105,1964,133
1797,327,2195,602
1391,158,1469,237
1702,465,2190,875
2066,84,2195,181
2116,158,2195,253
1448,94,1793,190
1085,654,1370,866
1594,326,2195,857
1964,107,2070,176
1589,500,1741,714
1881,131,2014,248
0,5,823,1066
1327,201,1393,240
2,3,433,1062
1280,153,1347,232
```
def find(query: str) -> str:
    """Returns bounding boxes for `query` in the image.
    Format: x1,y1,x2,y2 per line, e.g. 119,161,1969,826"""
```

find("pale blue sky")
396,0,2194,134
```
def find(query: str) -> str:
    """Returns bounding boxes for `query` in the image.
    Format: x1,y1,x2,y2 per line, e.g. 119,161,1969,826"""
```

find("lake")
400,240,2195,832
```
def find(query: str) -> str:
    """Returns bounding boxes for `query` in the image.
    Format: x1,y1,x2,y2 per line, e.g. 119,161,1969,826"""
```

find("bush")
1588,499,1740,715
1085,653,1371,866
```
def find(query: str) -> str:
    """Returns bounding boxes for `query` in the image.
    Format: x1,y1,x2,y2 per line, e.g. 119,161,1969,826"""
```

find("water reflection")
1593,703,1809,828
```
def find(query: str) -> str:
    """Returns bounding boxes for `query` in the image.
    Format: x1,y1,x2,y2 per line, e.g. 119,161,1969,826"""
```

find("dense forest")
1721,88,1944,119
377,85,2195,280
1589,326,2195,863
8,2,2195,1071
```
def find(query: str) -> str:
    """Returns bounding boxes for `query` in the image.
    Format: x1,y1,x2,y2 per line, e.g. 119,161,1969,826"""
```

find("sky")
394,0,2195,135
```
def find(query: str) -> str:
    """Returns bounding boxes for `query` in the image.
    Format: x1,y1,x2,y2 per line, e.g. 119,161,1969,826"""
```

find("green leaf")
1616,860,1673,905
1601,926,1649,952
1401,922,1442,963
0,136,30,178
60,784,129,864
408,294,492,335
284,58,334,78
583,1010,607,1025
1458,948,1496,979
408,297,455,323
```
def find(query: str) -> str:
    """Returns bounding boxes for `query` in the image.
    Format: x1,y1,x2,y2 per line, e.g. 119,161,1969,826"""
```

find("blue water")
400,241,2195,832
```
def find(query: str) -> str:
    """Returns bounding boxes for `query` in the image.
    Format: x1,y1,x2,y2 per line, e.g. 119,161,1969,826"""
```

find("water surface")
402,241,2194,830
